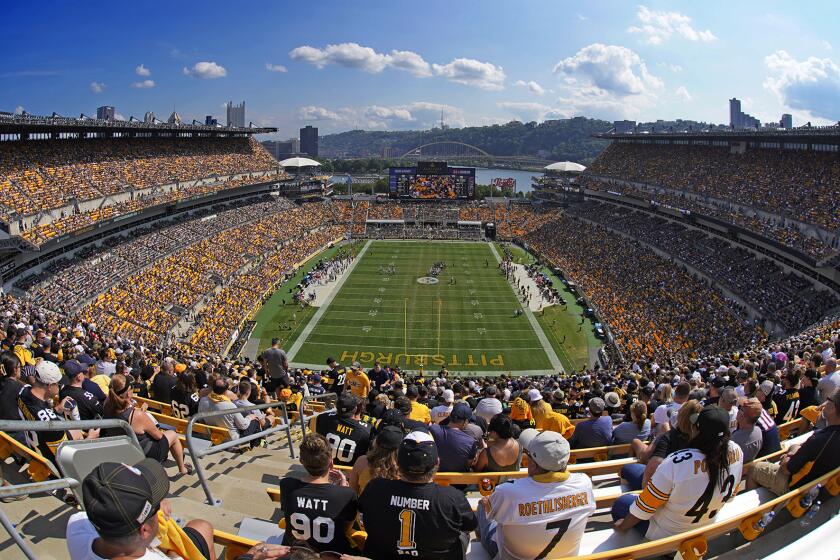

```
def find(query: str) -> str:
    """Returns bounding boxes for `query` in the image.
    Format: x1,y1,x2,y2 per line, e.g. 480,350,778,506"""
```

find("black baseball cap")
398,431,438,474
63,359,86,377
450,402,473,422
693,405,731,439
376,425,404,450
337,392,357,415
82,459,170,538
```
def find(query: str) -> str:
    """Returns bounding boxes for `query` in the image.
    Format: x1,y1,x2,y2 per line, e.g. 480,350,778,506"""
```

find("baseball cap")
337,392,357,415
450,402,472,422
693,405,730,439
312,373,322,383
604,392,620,409
485,386,497,396
398,431,438,474
441,389,455,403
63,359,86,377
522,430,570,472
82,459,170,538
588,397,606,415
351,361,362,369
34,361,62,384
552,389,565,401
527,388,543,402
376,425,404,450
759,380,775,397
174,363,187,374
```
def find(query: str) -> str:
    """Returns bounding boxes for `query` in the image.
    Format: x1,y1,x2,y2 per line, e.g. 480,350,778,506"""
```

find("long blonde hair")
104,374,132,418
367,442,400,481
529,399,553,424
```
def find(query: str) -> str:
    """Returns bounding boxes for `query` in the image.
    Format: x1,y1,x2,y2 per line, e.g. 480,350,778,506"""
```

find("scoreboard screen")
416,160,449,175
389,164,475,199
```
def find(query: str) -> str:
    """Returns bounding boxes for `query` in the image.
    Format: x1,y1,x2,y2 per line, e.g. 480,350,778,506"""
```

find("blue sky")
2,1,838,137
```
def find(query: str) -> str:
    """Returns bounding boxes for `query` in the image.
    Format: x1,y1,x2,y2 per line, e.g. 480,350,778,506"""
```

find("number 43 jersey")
630,440,744,541
278,478,358,554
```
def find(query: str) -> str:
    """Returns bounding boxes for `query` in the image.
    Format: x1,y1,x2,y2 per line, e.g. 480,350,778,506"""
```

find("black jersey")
169,388,199,419
17,385,68,458
322,366,347,395
358,478,477,560
279,478,358,553
314,412,371,466
59,384,103,420
773,388,801,424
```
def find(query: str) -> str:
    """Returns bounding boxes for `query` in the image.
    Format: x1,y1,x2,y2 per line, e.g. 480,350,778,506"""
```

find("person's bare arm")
641,456,663,488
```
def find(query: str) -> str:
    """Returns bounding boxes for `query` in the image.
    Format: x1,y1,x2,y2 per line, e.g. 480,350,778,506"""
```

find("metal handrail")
185,401,295,506
297,392,337,436
0,418,139,560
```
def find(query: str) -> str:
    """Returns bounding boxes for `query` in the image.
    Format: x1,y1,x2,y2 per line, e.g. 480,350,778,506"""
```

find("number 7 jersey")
629,440,744,541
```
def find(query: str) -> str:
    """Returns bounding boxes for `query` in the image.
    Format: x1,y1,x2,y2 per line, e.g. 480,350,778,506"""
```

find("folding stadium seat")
54,436,145,503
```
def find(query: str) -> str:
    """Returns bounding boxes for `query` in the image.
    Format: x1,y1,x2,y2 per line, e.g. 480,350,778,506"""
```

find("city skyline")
2,1,839,138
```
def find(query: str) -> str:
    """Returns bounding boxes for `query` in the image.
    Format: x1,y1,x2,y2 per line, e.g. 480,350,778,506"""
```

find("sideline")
489,242,564,373
286,239,372,362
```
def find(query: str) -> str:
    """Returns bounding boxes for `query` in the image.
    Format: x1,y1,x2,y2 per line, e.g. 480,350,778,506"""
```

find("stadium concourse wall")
222,233,347,357
0,177,288,289
580,181,840,295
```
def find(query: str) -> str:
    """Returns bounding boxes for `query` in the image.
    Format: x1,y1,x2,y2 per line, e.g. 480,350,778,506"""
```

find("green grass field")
250,240,601,375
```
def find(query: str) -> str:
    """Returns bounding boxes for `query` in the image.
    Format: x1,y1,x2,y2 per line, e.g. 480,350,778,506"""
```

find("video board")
389,163,475,199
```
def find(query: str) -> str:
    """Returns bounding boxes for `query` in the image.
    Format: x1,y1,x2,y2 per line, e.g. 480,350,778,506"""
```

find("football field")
256,239,597,375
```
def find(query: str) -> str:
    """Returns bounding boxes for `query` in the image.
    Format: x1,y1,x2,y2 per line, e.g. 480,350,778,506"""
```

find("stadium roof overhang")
0,115,277,137
594,128,840,146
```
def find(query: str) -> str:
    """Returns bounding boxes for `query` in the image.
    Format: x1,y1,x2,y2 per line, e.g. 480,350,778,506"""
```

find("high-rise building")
226,101,245,128
97,106,115,121
205,115,218,126
614,120,636,134
300,125,318,157
781,114,793,129
262,139,300,160
729,98,742,129
143,111,155,123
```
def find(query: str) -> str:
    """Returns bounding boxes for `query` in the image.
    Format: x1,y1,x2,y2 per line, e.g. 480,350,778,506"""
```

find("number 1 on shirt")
397,509,416,552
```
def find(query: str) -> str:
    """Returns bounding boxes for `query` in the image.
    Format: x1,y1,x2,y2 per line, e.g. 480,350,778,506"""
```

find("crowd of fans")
525,214,761,363
577,175,832,260
566,201,840,333
584,142,840,240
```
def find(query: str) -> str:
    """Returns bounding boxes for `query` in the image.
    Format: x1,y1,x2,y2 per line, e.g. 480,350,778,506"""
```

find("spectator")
430,389,455,424
349,425,403,494
478,428,595,558
358,431,477,559
199,377,265,449
528,389,574,440
368,362,391,391
612,401,650,445
748,388,840,495
719,387,739,431
150,361,176,405
570,397,613,449
260,338,289,396
346,362,371,399
653,382,689,435
279,433,359,554
314,392,371,466
0,352,26,444
732,398,764,463
17,361,99,459
59,359,104,421
474,386,503,424
508,390,535,430
474,414,522,472
322,357,347,396
103,374,191,474
799,369,820,409
428,402,479,472
169,371,200,419
817,358,839,403
406,385,431,424
613,406,744,540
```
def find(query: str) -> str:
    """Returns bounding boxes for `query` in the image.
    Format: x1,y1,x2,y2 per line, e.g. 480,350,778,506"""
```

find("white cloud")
265,63,288,73
364,105,414,121
764,50,840,122
628,5,716,45
432,58,506,90
135,64,151,76
89,81,106,93
658,62,683,72
131,79,155,89
289,42,433,78
297,105,341,121
497,102,553,122
514,80,546,96
675,86,692,101
406,102,465,128
183,61,227,79
387,50,433,77
553,43,662,95
577,14,588,21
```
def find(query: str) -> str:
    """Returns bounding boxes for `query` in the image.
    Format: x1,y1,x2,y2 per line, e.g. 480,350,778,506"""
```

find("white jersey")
653,401,682,430
488,472,595,560
430,404,453,424
630,440,744,541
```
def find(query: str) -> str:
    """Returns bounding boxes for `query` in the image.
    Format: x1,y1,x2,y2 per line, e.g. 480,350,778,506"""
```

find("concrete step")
0,492,78,560
164,467,280,522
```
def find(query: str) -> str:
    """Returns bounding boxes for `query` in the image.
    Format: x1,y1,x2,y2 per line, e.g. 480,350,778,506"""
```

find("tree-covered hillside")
319,117,612,164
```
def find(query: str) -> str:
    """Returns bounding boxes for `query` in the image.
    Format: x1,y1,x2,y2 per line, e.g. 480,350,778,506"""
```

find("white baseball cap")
528,388,543,402
35,361,62,385
442,389,455,403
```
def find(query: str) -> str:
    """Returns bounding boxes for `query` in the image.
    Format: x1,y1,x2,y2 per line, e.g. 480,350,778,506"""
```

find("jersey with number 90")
630,440,744,541
279,478,358,553
314,411,371,466
488,472,596,560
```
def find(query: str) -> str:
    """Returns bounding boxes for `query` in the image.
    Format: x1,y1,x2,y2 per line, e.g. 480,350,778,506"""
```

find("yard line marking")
489,241,563,372
287,239,372,361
